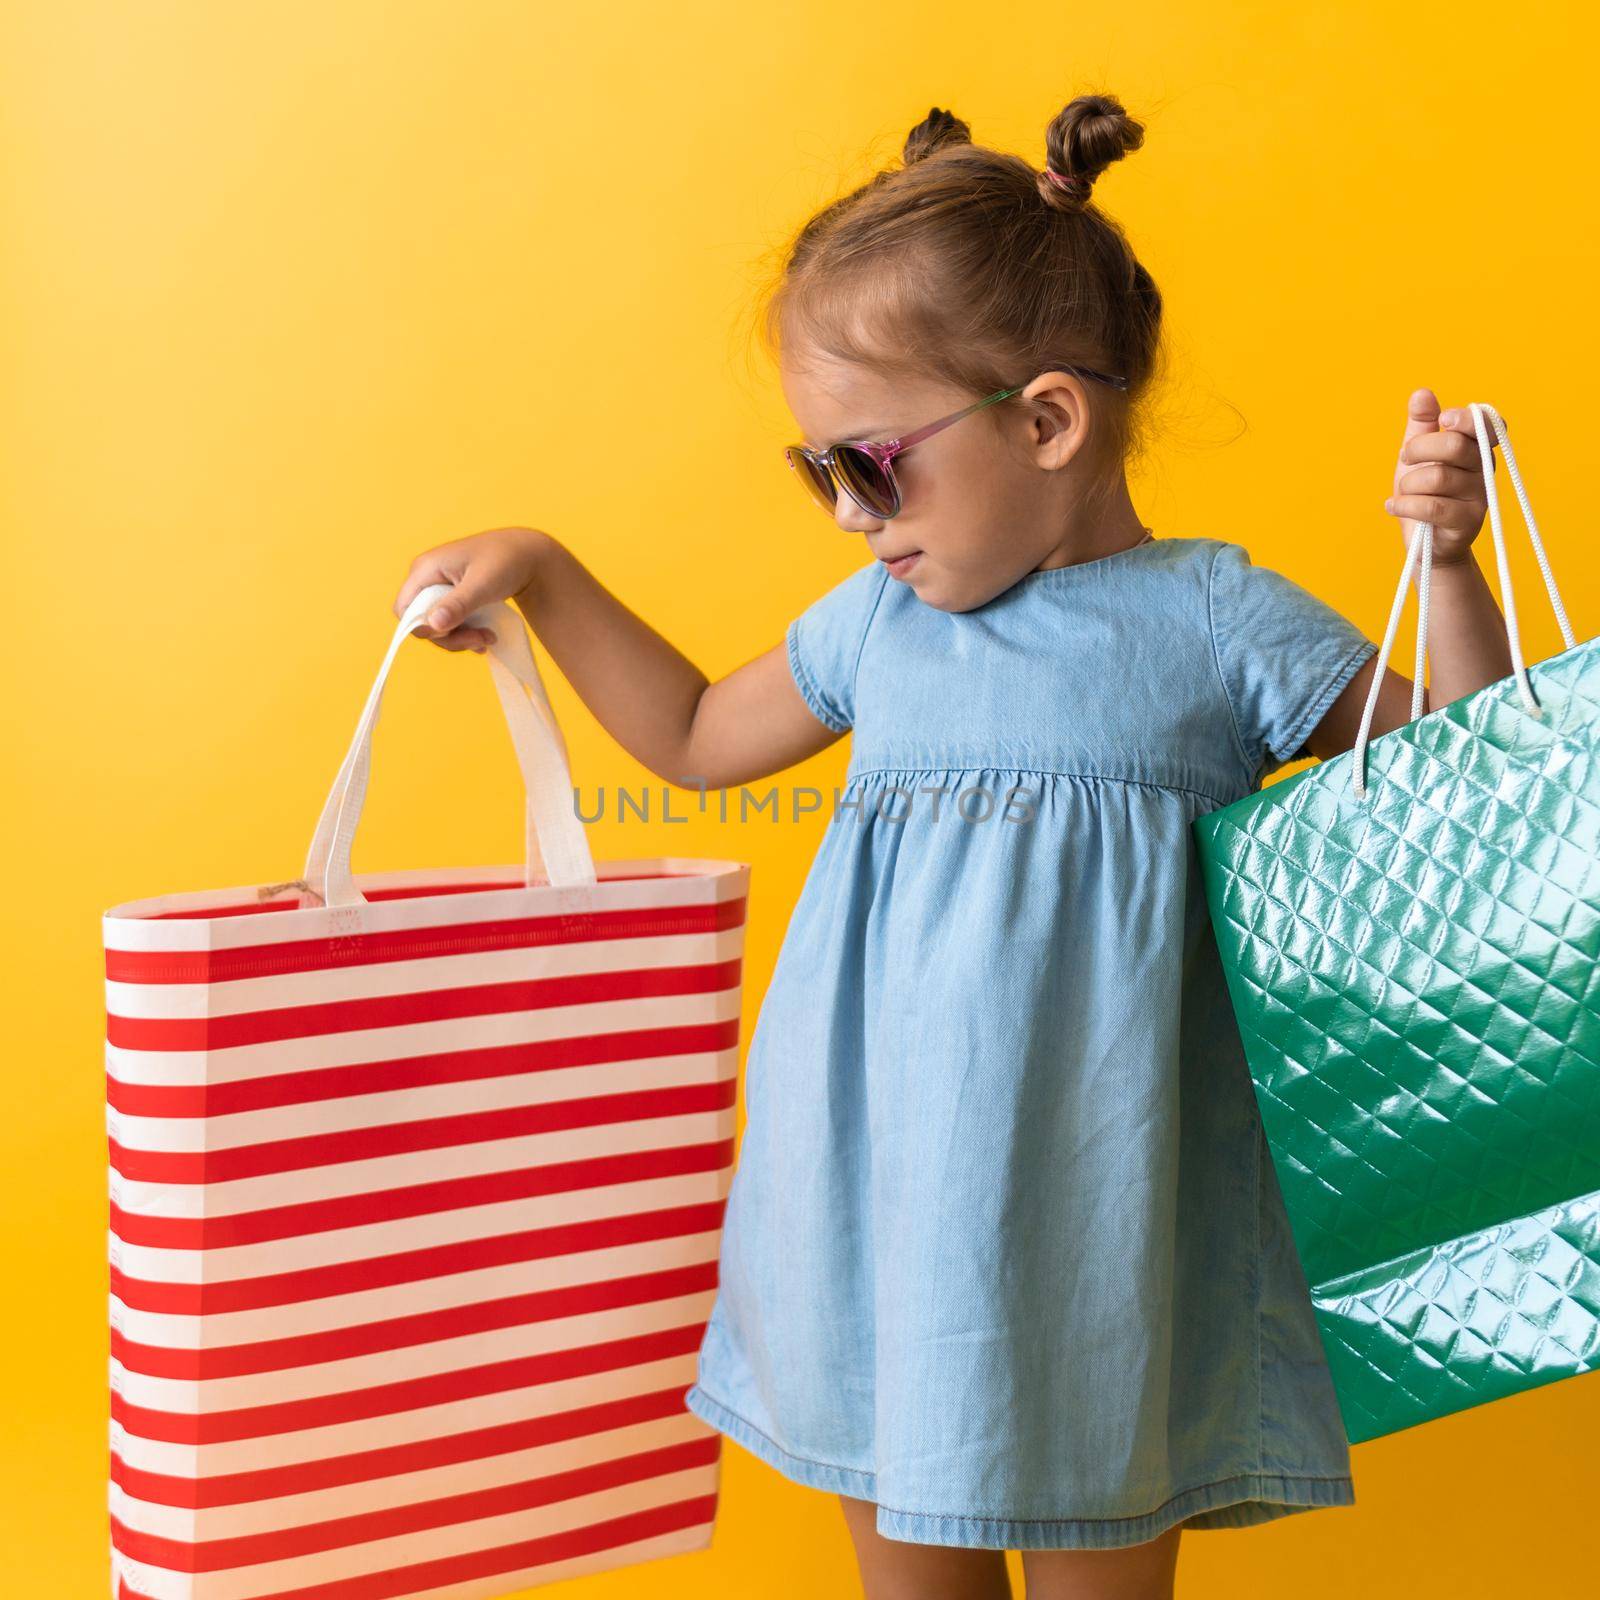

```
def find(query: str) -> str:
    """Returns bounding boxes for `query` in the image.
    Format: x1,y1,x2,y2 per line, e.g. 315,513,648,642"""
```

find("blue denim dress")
684,535,1375,1550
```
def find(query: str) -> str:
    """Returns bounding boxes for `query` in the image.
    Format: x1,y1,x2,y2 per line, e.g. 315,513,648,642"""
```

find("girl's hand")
392,526,551,653
1383,388,1500,567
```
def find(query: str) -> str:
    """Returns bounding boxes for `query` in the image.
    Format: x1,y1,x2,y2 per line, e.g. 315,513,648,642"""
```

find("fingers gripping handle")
301,582,596,908
1350,402,1578,800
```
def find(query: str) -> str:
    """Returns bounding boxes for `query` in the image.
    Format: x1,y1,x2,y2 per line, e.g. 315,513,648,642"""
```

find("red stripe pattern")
104,862,748,1600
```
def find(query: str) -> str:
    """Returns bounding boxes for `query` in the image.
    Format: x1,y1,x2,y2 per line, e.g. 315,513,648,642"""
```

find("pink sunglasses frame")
785,362,1131,520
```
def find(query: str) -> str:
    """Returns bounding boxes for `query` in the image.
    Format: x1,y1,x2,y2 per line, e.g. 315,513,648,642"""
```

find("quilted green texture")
1193,633,1600,1444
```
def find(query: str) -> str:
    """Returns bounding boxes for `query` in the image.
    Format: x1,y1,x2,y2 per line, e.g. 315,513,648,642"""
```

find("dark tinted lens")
786,447,838,514
832,446,898,517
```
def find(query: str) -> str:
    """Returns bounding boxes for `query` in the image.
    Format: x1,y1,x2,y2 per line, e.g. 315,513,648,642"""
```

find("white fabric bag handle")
1350,402,1578,799
301,582,596,908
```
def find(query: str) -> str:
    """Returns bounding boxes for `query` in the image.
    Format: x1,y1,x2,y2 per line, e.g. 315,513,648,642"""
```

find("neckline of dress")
1017,530,1160,581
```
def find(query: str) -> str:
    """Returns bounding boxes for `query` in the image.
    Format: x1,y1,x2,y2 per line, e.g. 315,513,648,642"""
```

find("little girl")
395,93,1512,1600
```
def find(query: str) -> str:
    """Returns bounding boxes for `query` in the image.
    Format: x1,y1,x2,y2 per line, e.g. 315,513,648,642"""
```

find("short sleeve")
1208,540,1378,775
785,560,890,733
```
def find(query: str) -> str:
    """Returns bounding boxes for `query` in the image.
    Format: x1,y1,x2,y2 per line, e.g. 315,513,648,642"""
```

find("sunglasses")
784,363,1131,521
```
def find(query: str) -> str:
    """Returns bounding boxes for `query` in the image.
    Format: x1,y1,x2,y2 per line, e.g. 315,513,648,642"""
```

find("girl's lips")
881,550,922,578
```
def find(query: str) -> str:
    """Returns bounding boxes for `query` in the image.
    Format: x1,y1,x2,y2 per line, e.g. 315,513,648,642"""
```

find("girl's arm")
1306,556,1514,759
514,530,843,788
1304,390,1516,760
394,526,844,790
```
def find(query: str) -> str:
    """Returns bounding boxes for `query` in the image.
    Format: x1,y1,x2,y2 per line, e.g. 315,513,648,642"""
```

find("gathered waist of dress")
840,749,1244,810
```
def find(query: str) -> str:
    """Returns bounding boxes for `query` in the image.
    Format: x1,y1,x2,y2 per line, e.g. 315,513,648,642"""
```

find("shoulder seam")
1206,540,1257,779
844,561,891,722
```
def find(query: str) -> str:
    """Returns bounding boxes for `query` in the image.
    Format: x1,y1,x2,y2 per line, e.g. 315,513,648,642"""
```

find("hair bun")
1040,92,1144,208
903,106,973,166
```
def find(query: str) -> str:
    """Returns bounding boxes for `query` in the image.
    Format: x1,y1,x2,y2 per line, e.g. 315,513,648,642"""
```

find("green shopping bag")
1193,402,1598,1444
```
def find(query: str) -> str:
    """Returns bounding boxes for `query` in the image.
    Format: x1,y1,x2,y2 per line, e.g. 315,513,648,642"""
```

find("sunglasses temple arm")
887,386,1025,455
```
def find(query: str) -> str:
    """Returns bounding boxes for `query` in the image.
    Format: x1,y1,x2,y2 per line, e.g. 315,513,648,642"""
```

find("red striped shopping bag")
102,582,750,1600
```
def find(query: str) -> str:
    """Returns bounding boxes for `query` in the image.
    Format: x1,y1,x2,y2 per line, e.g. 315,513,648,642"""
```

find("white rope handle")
300,582,596,908
1350,402,1577,799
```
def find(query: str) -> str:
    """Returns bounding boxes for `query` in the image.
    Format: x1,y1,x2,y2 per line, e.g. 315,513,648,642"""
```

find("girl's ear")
1021,371,1093,467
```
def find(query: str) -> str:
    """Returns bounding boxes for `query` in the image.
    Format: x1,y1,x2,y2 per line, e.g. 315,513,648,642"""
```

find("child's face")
780,347,1094,613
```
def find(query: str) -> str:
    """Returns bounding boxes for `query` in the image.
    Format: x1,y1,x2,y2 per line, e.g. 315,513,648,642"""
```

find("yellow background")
5,1,1598,1594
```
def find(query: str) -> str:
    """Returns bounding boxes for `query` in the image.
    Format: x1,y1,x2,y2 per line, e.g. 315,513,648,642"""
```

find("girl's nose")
834,489,885,535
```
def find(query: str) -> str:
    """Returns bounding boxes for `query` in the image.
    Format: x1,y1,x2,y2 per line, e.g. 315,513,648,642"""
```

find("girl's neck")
1031,479,1153,571
1030,521,1158,572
